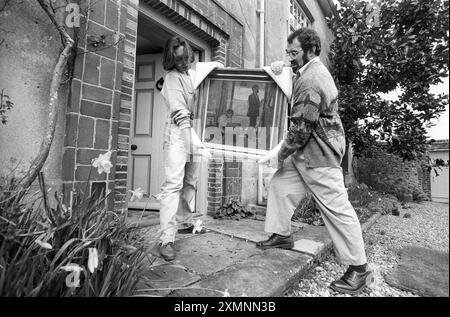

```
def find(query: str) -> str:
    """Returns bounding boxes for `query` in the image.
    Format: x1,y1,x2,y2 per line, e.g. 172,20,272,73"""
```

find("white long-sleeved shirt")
161,69,195,130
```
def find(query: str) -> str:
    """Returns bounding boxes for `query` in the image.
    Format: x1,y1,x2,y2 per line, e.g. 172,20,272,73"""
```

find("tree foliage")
328,0,449,161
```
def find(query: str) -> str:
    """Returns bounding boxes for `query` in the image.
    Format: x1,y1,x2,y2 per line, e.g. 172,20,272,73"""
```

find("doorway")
127,7,211,211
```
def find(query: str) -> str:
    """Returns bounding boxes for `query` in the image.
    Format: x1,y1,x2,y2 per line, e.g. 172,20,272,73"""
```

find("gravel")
285,201,449,297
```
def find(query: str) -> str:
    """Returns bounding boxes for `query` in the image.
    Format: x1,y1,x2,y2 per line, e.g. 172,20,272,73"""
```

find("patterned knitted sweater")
278,57,346,168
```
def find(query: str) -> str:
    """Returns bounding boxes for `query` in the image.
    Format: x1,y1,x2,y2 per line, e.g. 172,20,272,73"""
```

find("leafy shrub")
347,183,374,207
293,183,387,225
367,197,399,215
213,201,254,220
0,174,149,297
356,158,429,202
292,193,324,226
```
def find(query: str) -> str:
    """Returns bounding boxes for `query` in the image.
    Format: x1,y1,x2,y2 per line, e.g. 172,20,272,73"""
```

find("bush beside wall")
354,145,430,202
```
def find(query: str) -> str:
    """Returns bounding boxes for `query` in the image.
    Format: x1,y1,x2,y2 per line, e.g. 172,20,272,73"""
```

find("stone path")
133,215,344,297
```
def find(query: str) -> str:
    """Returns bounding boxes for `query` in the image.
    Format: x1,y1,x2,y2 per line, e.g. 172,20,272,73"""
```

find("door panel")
431,166,449,203
131,155,151,197
134,89,154,136
128,54,165,209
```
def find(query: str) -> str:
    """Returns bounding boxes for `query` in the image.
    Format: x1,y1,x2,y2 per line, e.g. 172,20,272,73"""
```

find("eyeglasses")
285,49,301,59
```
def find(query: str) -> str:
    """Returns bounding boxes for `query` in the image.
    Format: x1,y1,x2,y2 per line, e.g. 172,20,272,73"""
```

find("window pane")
203,79,285,152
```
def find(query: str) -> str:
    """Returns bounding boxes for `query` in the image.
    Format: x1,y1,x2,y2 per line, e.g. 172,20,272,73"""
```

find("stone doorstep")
291,225,333,258
126,211,204,228
203,218,307,243
171,248,314,297
292,239,325,256
246,203,267,215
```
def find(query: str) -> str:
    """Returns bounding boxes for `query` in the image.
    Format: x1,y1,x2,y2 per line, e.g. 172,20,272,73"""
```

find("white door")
128,54,166,209
128,53,208,212
430,150,449,203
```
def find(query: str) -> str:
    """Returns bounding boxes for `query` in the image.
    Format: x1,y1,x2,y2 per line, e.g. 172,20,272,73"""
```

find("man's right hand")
270,60,286,75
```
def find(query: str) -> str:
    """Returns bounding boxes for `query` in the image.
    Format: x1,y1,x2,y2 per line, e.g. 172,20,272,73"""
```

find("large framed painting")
192,67,292,205
193,68,290,162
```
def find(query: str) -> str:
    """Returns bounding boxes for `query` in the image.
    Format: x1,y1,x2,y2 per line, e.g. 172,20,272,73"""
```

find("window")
192,68,289,161
289,0,312,32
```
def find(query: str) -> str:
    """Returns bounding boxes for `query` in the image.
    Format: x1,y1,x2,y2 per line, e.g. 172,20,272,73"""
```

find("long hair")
162,36,195,71
287,28,321,56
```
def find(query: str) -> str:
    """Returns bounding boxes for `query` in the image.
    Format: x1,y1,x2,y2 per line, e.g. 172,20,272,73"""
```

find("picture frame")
193,68,290,162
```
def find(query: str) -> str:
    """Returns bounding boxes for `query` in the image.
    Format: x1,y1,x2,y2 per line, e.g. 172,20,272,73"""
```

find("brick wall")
222,161,242,203
206,158,244,215
207,158,224,215
63,0,244,213
114,0,139,210
62,0,138,211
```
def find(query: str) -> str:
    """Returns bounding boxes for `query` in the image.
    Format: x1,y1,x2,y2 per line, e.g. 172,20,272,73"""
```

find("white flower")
61,204,72,218
129,187,145,201
92,151,113,175
192,219,203,234
222,289,231,297
35,239,53,250
88,248,99,273
60,263,83,272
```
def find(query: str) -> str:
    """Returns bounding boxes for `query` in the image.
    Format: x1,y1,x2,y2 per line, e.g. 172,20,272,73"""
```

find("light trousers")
265,150,367,266
159,122,199,245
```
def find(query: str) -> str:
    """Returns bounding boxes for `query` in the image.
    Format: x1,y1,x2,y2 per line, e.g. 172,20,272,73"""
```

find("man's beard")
290,52,310,73
290,61,299,73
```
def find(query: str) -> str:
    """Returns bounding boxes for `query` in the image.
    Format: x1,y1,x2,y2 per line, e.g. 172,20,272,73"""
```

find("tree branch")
36,0,72,44
17,0,75,200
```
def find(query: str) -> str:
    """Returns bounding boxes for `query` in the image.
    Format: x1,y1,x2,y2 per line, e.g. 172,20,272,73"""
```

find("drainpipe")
256,0,265,205
257,0,265,67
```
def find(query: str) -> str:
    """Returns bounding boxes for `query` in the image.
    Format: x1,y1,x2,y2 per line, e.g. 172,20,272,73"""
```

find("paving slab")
385,245,449,297
292,239,325,255
172,232,262,277
137,262,201,297
127,211,203,228
291,225,332,258
172,248,313,297
203,218,302,243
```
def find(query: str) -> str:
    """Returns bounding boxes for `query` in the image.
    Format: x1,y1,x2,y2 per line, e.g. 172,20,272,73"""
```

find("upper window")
289,0,312,32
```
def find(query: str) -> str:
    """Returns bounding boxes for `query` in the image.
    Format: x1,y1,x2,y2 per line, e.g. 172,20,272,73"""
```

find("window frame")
193,68,289,161
289,0,315,32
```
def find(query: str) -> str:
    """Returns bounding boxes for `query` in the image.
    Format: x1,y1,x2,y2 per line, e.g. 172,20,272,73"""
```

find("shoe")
329,267,375,295
177,225,208,234
256,233,294,249
159,242,176,261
